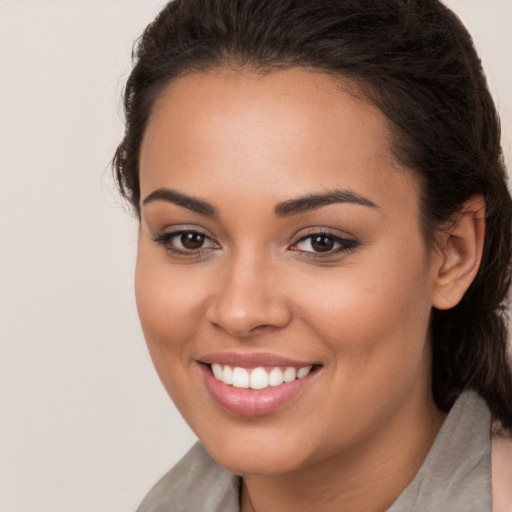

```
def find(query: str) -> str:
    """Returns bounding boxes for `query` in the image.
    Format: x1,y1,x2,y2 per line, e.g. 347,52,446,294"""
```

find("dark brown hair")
113,0,512,427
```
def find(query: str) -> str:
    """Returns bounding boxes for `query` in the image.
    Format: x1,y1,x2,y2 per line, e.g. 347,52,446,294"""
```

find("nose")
205,253,292,338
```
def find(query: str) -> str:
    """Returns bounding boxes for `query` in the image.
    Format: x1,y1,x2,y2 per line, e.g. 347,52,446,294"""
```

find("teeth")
250,367,269,389
223,365,233,385
232,367,249,388
297,366,312,379
211,364,314,389
269,367,284,386
212,363,223,380
283,367,297,383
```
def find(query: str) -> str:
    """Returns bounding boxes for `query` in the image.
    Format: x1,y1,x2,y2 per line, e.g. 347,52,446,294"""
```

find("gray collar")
388,390,491,512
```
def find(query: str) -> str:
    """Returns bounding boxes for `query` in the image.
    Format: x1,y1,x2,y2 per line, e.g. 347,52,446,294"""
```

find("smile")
210,364,314,389
199,356,321,416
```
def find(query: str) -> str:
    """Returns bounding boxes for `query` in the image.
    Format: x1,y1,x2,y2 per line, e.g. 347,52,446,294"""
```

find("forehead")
139,67,419,216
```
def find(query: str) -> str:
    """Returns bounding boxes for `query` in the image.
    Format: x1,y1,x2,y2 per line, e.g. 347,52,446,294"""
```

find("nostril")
205,299,293,337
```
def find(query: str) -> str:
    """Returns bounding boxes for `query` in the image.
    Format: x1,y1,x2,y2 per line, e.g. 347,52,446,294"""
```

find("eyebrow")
142,187,377,218
142,188,219,217
274,189,378,217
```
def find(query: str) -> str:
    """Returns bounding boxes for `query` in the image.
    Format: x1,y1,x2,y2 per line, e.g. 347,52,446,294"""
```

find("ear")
432,195,486,310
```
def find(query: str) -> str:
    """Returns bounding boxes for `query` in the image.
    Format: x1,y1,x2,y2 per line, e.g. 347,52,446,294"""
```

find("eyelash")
152,230,219,257
290,232,358,258
152,229,358,259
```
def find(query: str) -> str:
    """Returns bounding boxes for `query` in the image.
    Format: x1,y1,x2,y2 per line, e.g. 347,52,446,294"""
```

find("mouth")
206,363,319,390
197,355,322,416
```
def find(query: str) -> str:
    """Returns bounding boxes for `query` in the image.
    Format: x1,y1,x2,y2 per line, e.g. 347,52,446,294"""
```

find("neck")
240,393,446,512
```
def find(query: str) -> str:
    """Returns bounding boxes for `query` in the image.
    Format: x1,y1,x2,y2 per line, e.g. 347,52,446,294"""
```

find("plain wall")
0,1,510,511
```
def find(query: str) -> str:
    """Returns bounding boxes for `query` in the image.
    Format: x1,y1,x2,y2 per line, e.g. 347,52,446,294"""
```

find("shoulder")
492,422,512,512
135,442,240,512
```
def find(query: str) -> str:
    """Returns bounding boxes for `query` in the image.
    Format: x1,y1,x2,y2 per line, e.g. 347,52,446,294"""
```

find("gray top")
136,391,492,512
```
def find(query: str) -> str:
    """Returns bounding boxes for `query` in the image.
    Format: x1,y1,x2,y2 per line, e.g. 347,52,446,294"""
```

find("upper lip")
197,351,320,368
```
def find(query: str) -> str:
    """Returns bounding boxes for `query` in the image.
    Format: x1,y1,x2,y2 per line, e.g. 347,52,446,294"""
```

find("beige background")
0,1,510,511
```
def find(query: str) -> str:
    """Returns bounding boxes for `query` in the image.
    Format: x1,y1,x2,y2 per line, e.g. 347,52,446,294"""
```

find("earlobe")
432,195,486,310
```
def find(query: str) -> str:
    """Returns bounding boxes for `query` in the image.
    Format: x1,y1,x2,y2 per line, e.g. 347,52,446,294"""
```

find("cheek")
134,244,212,417
287,253,434,441
134,243,205,360
293,242,433,381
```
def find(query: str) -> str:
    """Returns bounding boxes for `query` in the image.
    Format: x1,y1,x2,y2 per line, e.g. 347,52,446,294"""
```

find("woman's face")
136,68,443,476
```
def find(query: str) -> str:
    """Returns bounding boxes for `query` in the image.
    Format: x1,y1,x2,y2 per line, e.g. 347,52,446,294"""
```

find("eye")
291,232,357,255
175,232,209,250
152,229,219,255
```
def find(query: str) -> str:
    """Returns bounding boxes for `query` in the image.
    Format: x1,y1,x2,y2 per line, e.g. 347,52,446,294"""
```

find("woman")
113,0,512,510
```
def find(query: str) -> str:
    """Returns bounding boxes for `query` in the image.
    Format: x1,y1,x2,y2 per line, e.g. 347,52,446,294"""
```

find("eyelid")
288,228,358,256
289,226,355,244
152,226,220,256
152,224,216,241
151,225,357,259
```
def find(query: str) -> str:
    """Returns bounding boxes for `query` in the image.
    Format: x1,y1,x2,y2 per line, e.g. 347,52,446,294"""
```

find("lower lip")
200,364,317,416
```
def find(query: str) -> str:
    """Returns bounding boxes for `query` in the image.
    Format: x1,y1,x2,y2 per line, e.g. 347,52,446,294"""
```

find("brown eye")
292,232,358,256
152,229,219,255
310,235,335,252
180,232,206,250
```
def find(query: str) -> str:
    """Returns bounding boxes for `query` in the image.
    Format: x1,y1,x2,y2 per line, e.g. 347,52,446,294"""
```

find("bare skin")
136,67,484,511
492,426,512,511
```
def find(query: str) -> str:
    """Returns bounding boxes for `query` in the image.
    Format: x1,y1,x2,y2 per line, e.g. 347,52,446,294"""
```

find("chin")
207,445,302,477
197,423,316,476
